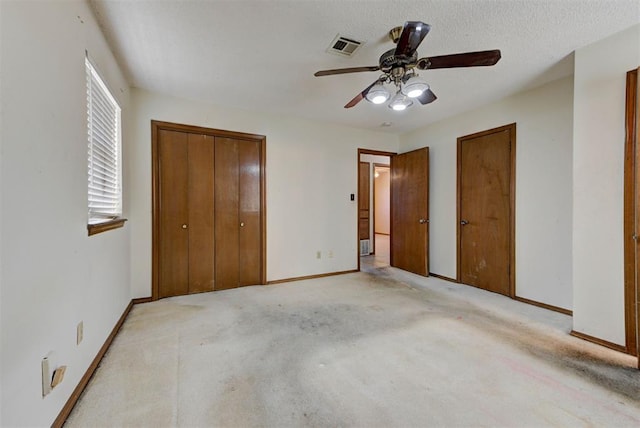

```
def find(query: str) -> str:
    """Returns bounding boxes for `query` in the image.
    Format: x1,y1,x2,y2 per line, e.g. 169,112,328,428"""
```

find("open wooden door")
390,147,430,276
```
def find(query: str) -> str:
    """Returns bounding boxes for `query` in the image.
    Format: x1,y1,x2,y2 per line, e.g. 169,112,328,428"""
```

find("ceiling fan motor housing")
379,48,418,73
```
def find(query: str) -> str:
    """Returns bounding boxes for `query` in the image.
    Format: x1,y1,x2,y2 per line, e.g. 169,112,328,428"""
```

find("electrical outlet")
42,351,58,397
77,321,83,345
316,251,321,259
42,356,52,397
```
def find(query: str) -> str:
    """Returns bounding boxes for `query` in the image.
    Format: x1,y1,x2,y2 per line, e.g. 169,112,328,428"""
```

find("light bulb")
365,83,390,105
388,92,413,111
402,76,429,98
371,94,388,104
406,88,424,98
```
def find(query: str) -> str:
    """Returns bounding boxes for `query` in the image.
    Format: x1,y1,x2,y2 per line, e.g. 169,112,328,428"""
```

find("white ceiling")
90,0,640,135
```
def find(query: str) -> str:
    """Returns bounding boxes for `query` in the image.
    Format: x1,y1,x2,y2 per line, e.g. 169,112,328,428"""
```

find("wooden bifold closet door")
158,130,215,297
214,137,262,290
153,122,265,299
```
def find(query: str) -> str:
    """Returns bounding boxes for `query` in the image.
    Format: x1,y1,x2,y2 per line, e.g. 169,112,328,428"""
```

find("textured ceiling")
90,0,640,134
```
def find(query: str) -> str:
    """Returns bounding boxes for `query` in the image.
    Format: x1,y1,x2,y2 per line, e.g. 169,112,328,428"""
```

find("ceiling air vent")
327,34,364,57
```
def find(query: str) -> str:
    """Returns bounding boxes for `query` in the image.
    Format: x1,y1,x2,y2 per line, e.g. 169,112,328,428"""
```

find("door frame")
151,120,267,300
357,148,396,271
456,123,516,297
623,68,639,359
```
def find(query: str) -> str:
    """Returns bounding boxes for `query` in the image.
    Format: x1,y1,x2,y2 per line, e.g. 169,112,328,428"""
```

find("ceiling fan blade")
344,79,382,109
394,21,431,59
417,88,437,105
417,50,501,70
314,66,380,77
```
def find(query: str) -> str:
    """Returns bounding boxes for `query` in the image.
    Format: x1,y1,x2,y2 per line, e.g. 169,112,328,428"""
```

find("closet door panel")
239,139,262,286
158,129,189,298
214,137,240,290
188,134,216,293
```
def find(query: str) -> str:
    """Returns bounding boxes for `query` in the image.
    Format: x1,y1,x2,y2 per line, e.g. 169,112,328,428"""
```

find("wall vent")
360,239,371,255
327,34,364,57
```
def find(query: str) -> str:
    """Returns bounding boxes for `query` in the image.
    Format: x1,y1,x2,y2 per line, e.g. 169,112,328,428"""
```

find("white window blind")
86,57,122,223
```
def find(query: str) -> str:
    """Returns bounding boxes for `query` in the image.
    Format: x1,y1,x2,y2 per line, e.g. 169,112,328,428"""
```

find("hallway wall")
374,169,390,235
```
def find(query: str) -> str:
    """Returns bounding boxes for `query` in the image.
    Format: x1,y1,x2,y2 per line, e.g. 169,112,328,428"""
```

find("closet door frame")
151,120,267,300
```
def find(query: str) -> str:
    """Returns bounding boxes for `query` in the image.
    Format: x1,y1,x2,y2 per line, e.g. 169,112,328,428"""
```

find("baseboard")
132,297,152,304
570,330,629,354
52,299,135,427
428,272,458,283
514,296,573,316
429,275,574,317
267,269,358,285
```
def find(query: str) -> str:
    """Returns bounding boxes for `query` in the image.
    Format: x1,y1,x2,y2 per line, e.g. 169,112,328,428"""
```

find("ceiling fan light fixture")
365,83,390,104
389,92,413,111
402,76,429,98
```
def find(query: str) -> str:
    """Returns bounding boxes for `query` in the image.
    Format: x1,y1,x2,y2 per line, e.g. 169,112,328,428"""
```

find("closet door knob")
240,222,245,227
182,224,188,229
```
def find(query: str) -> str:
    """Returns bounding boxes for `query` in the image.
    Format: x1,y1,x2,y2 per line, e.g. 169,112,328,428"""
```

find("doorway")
358,148,430,276
457,123,516,297
358,149,393,270
151,121,266,300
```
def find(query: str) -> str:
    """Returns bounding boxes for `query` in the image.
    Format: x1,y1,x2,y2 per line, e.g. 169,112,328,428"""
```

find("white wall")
0,1,131,426
374,169,390,235
401,76,574,310
573,24,640,346
128,89,399,297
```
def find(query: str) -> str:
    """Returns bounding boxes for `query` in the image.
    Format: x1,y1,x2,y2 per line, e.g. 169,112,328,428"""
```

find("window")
86,57,125,235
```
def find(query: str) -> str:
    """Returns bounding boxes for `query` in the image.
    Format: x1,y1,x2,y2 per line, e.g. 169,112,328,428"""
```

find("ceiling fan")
314,21,501,110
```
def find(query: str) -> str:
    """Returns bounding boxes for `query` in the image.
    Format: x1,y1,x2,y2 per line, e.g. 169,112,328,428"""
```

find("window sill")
87,218,127,236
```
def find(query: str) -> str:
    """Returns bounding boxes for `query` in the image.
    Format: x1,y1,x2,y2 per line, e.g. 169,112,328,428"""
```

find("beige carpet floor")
66,266,639,427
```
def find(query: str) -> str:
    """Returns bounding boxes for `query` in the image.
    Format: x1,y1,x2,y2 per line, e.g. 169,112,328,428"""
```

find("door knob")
240,222,245,227
419,219,428,224
182,224,187,229
460,220,469,226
